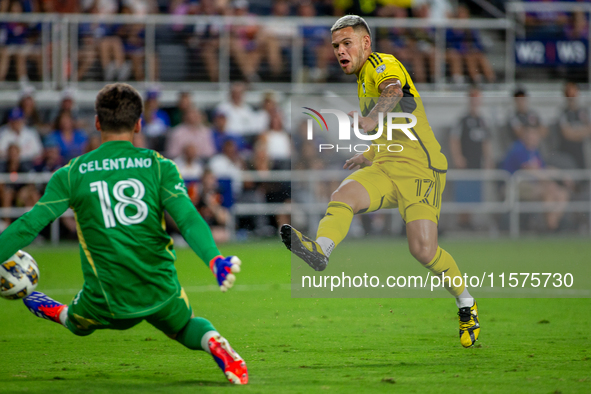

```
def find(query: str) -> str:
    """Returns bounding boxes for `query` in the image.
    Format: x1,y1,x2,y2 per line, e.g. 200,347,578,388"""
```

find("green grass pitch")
1,239,590,393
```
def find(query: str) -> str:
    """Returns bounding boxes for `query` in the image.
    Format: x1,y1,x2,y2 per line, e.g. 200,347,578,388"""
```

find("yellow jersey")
357,52,447,172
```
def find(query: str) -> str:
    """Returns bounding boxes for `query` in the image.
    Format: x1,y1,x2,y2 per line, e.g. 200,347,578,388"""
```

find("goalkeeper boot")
208,334,248,384
280,224,328,271
23,291,66,324
458,302,480,347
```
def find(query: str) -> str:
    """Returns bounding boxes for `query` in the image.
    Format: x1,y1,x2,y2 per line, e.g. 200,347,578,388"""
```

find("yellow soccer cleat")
280,224,328,271
458,302,480,348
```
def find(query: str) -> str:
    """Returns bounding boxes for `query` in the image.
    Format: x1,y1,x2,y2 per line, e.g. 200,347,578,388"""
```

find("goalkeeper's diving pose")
0,83,248,384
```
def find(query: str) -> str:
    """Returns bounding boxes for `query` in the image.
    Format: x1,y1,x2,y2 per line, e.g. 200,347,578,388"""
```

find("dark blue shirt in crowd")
502,140,545,174
212,129,249,153
47,130,88,162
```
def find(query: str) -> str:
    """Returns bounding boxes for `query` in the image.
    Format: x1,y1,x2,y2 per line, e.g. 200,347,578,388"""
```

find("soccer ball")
0,250,39,300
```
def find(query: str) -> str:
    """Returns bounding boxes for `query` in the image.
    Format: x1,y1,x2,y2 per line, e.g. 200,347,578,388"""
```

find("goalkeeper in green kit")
0,83,248,385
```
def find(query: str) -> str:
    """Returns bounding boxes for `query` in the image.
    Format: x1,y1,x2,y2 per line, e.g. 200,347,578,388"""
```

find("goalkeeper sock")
424,247,469,298
176,317,218,351
59,306,68,327
200,331,219,355
316,201,354,255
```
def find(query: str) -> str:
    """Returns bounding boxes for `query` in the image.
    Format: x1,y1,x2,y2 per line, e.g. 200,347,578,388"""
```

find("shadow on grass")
2,378,232,393
165,380,231,388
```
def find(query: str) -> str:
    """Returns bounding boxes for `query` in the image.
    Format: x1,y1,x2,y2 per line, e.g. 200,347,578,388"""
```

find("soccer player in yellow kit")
281,15,480,347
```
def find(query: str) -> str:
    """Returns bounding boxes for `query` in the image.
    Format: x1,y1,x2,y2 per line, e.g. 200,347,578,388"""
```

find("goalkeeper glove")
209,256,242,292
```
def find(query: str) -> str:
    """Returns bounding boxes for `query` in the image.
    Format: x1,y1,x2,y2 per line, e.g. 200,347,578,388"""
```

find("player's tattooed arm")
371,78,403,121
348,78,403,132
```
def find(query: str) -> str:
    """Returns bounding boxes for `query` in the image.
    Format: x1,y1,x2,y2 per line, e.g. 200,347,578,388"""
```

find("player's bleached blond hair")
330,15,371,38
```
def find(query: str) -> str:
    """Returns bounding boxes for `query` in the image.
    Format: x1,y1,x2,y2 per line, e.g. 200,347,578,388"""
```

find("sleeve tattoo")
366,79,404,126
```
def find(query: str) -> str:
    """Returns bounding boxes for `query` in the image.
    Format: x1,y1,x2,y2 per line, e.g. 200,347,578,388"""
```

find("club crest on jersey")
376,64,386,74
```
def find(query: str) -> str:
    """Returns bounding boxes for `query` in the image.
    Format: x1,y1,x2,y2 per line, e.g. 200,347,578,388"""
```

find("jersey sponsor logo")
362,82,366,94
79,158,153,174
174,182,188,194
376,64,386,74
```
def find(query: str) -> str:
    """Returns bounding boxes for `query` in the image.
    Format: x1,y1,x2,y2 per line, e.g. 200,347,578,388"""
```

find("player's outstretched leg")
280,224,328,271
407,219,479,347
422,247,480,347
22,291,68,326
428,247,480,347
458,302,480,348
282,180,364,271
175,317,248,384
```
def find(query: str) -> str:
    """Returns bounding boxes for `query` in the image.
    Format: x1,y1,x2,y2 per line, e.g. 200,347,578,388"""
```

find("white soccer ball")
0,250,40,300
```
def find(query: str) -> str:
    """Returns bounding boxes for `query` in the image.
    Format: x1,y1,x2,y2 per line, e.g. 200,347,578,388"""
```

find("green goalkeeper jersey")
0,140,221,318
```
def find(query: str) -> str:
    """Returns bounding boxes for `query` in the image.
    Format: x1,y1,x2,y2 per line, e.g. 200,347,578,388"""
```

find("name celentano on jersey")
79,158,153,174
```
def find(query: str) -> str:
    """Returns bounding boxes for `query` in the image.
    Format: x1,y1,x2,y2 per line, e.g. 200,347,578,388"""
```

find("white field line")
41,283,292,296
290,286,591,297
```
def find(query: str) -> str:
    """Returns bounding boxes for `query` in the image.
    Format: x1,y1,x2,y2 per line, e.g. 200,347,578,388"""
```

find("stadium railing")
0,13,512,91
2,169,590,243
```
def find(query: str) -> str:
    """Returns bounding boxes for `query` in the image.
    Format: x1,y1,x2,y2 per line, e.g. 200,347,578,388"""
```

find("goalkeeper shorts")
66,287,193,337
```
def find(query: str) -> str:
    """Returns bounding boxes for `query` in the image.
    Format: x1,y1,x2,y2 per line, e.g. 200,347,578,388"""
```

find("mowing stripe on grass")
40,283,293,296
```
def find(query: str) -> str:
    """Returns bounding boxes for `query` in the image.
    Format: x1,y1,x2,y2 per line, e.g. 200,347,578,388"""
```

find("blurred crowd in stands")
0,83,293,240
1,81,591,239
3,0,578,84
449,82,590,233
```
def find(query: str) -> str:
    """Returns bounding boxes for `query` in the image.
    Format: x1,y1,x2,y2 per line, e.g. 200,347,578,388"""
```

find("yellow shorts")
344,160,446,224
